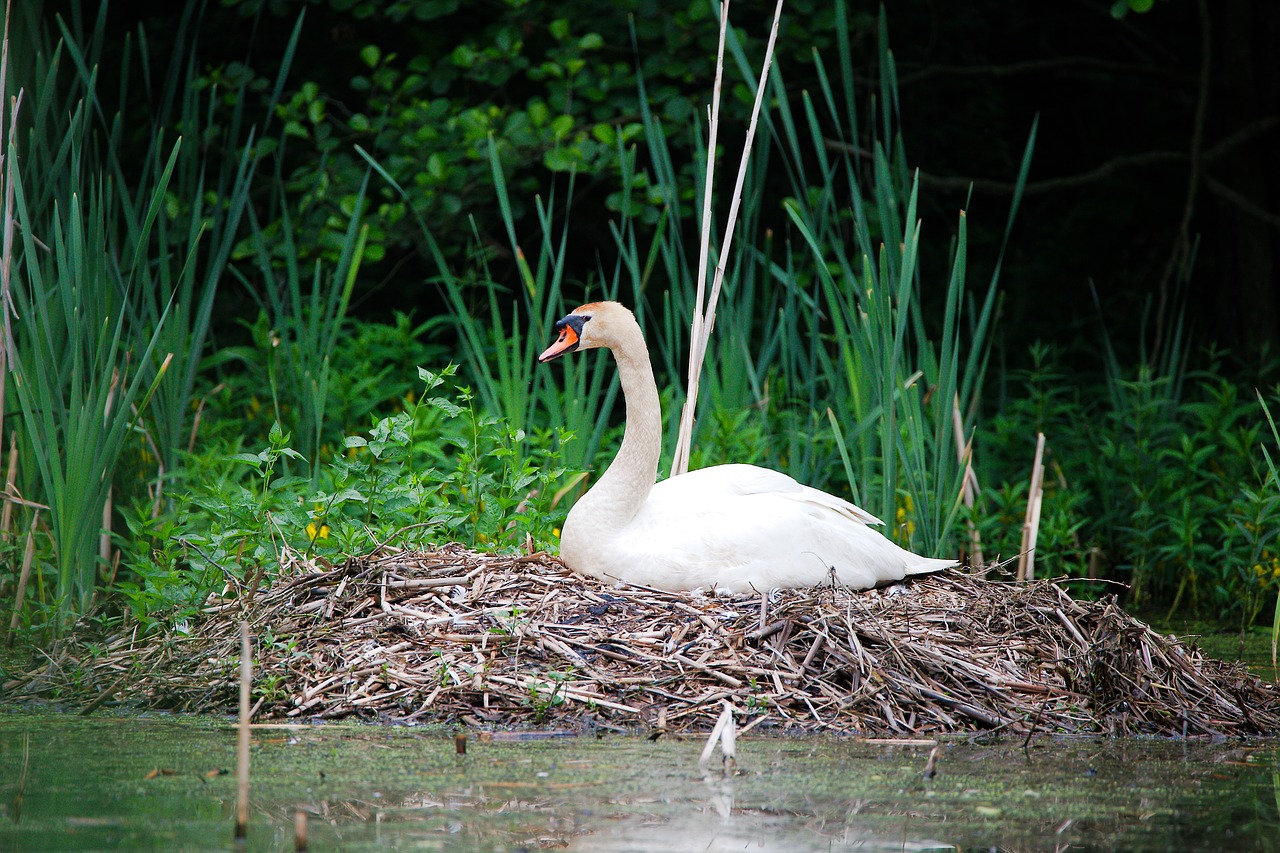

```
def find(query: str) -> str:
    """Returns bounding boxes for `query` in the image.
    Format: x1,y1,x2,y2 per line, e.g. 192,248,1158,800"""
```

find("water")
1,711,1276,851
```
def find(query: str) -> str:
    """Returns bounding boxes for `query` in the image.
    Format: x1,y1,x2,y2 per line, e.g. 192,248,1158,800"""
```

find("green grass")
0,2,297,630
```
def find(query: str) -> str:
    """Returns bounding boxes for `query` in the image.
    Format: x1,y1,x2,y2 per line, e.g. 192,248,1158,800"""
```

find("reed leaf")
6,139,174,627
1,0,296,628
230,164,368,482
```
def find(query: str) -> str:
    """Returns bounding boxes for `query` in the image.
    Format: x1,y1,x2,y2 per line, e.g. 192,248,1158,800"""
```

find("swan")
537,301,957,592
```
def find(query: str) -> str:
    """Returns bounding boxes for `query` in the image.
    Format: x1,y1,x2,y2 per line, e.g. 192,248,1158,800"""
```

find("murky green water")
0,710,1276,851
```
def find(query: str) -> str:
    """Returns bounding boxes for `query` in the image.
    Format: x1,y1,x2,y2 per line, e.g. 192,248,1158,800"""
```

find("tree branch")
1203,176,1280,232
822,138,1184,196
898,56,1185,87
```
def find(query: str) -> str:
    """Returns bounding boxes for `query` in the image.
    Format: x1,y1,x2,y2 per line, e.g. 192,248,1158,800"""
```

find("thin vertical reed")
953,395,984,567
1,434,17,536
0,0,17,491
6,510,38,645
673,0,785,477
1018,433,1046,582
671,0,729,477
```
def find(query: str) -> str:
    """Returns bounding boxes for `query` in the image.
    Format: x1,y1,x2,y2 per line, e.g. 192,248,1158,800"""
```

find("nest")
9,545,1279,736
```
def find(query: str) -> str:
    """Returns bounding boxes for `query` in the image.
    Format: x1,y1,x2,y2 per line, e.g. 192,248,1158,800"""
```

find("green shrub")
115,366,570,630
976,344,1280,626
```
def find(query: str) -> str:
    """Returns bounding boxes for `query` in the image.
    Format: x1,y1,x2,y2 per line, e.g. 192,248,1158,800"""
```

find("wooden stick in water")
698,701,737,772
294,809,308,852
719,701,736,769
235,621,252,839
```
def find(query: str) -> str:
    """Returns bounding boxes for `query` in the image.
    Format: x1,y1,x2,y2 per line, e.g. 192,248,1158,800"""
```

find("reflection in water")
566,766,958,853
0,713,1276,852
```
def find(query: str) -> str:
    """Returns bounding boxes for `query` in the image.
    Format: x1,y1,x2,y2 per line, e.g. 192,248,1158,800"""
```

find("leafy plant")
115,364,573,631
0,0,303,633
977,340,1280,623
526,668,574,722
5,88,174,629
225,166,370,483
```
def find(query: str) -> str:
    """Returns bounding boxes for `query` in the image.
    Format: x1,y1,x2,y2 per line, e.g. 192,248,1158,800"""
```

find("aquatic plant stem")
0,0,14,462
294,810,308,851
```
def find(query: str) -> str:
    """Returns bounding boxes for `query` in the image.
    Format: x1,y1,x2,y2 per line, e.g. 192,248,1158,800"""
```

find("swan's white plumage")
538,301,957,592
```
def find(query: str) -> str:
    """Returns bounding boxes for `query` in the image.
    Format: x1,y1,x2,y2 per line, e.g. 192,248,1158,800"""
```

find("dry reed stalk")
131,405,168,520
698,701,735,771
99,369,120,579
5,509,38,646
294,810,308,852
1017,432,1046,581
672,0,730,477
1,434,17,537
952,394,984,567
672,0,786,476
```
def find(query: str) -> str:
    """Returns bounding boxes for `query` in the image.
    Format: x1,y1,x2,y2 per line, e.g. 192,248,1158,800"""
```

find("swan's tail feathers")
903,555,959,576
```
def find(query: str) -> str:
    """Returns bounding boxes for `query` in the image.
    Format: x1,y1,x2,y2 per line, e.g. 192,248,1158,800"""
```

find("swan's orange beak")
538,324,579,363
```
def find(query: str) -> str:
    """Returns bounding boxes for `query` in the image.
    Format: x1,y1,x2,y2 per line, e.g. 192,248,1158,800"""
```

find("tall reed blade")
7,141,176,625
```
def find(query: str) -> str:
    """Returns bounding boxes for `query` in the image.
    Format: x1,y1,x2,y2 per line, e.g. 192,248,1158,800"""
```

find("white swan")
538,301,957,592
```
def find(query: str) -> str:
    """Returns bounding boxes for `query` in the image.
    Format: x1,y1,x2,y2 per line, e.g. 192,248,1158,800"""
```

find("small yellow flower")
553,527,561,539
306,522,330,542
895,494,916,538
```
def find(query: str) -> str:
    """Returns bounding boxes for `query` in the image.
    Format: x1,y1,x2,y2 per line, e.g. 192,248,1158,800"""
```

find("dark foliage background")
32,0,1280,371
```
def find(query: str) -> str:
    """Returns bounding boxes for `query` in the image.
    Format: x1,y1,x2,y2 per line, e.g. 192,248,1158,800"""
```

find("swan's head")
537,301,633,363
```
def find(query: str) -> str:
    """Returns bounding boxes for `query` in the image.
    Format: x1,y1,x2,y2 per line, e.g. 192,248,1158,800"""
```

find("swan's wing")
615,464,949,591
658,464,885,526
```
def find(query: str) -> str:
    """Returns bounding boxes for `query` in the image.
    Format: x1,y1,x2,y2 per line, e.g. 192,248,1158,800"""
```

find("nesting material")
9,545,1278,736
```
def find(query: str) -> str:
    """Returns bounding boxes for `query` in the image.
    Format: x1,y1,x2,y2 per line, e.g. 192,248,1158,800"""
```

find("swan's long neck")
574,319,662,531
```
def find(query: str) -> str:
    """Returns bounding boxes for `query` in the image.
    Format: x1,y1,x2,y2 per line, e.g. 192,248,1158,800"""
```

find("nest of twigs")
9,545,1279,736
